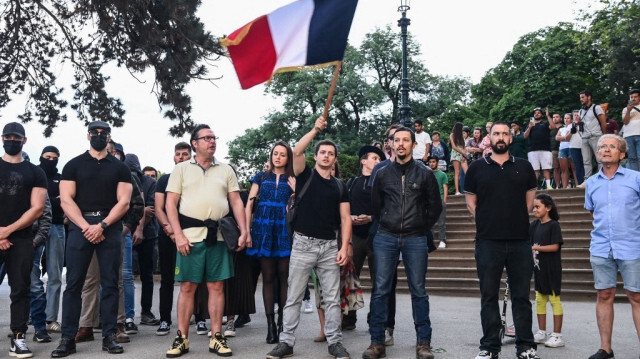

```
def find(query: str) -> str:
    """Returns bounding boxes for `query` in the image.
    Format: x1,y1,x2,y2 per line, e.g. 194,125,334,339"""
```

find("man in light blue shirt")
584,134,640,359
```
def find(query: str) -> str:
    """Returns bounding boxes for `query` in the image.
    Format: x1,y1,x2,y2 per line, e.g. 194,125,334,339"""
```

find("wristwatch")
100,221,108,230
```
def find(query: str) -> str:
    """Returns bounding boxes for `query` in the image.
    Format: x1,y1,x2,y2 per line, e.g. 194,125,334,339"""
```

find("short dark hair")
314,139,338,156
174,141,191,152
190,124,211,151
630,89,640,96
384,123,402,139
489,121,510,133
427,155,439,162
580,89,593,98
142,166,157,174
414,119,423,126
393,126,415,143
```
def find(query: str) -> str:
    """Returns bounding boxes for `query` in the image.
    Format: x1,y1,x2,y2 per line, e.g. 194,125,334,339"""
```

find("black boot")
266,314,278,344
277,307,284,336
234,314,251,328
102,333,124,354
51,338,76,358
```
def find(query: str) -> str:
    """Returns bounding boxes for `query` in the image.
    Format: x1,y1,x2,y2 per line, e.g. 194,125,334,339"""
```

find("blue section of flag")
306,0,358,65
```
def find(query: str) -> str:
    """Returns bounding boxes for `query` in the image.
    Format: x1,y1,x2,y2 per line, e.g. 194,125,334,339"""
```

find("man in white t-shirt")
578,90,607,178
413,120,432,163
622,88,640,171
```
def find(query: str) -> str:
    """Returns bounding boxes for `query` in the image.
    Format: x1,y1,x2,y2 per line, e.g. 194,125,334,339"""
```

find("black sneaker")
588,349,615,359
234,314,251,328
33,330,52,343
140,312,160,326
266,342,293,359
10,332,33,358
328,342,350,359
196,321,208,335
475,350,499,359
517,348,540,359
124,320,138,334
157,321,171,336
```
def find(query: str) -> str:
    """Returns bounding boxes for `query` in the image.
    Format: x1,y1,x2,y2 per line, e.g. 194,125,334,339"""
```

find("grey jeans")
280,233,342,347
582,136,602,178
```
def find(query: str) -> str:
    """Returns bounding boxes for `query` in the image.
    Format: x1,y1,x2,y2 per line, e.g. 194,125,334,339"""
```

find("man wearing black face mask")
0,122,48,358
52,121,133,357
38,145,67,334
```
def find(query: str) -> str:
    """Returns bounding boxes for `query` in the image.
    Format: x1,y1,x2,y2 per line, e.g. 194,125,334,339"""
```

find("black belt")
82,211,108,217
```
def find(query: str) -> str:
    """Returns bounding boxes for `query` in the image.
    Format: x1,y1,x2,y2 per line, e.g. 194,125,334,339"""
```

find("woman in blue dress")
244,141,295,344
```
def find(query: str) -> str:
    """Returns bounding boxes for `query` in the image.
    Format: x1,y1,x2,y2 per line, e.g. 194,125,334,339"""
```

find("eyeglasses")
196,136,219,142
598,144,618,151
89,130,109,136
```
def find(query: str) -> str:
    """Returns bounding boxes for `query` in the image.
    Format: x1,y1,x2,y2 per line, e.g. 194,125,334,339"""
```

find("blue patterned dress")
246,171,293,258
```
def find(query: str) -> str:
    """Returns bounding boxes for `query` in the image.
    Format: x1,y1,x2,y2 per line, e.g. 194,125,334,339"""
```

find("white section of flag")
268,0,314,70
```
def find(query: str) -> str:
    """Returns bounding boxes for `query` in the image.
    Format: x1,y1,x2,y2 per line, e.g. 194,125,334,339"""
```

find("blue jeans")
45,224,65,322
626,135,640,171
30,245,47,332
123,233,135,319
569,148,585,184
370,232,431,344
475,239,535,354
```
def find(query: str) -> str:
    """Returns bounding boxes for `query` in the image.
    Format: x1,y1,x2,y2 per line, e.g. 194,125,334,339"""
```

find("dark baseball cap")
114,142,124,155
2,122,25,137
88,121,111,132
358,145,385,160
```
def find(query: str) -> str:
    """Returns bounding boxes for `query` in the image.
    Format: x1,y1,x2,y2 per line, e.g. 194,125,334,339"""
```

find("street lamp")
397,0,412,128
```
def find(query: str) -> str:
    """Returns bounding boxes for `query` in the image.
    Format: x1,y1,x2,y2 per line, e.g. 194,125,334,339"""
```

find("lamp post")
397,0,412,128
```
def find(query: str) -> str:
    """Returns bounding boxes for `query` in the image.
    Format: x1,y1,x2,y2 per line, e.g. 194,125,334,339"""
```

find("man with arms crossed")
584,134,640,359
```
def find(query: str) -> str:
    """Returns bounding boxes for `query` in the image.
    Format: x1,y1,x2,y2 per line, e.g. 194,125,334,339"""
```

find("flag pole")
322,61,343,118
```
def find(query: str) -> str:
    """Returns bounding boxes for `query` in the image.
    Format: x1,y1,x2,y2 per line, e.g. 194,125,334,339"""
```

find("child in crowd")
530,193,565,348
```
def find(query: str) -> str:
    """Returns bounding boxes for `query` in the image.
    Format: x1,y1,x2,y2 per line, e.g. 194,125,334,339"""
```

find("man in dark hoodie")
125,153,160,326
38,146,67,334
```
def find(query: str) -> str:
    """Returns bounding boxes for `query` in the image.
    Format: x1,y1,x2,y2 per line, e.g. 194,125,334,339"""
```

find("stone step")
442,219,593,232
425,256,593,269
446,202,590,216
428,247,591,258
444,229,592,241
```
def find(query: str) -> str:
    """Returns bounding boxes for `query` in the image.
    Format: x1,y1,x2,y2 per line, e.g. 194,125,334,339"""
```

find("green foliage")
227,26,470,179
0,0,222,136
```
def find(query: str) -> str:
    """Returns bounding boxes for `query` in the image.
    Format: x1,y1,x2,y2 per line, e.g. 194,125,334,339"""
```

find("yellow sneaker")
166,331,189,358
209,332,232,357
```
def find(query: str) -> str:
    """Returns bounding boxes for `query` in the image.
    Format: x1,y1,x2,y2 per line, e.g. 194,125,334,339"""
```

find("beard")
491,140,510,154
396,153,409,161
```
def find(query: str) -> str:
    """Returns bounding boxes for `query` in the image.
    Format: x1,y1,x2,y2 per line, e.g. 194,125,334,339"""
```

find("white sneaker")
475,350,498,359
544,333,564,348
224,319,236,337
302,300,313,313
384,329,393,346
438,241,446,248
533,329,547,344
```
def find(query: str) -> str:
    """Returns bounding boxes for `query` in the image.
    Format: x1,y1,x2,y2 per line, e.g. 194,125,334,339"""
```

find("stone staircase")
359,188,625,301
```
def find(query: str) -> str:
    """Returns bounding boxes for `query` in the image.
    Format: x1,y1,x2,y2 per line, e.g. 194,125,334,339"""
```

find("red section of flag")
226,16,277,89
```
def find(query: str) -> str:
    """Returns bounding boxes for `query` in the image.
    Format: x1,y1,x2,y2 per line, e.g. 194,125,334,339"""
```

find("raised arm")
293,116,327,175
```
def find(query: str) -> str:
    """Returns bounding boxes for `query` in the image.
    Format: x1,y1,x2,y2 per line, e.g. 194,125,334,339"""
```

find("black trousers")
0,234,34,334
133,236,156,314
158,232,176,323
61,216,122,338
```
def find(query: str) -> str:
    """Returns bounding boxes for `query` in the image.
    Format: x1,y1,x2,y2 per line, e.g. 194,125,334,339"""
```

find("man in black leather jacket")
363,127,442,359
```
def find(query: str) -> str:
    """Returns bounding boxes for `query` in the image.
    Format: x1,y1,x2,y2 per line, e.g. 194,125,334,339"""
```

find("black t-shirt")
348,175,373,238
529,121,552,151
464,155,537,241
530,219,563,295
0,159,48,237
61,151,132,212
294,166,349,240
41,169,64,225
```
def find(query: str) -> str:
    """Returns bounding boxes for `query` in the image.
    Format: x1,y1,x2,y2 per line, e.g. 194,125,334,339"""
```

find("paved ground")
0,279,638,358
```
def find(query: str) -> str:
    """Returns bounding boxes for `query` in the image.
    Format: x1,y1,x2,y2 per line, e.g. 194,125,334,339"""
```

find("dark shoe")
156,321,171,336
33,330,52,343
416,342,434,359
124,319,138,334
474,350,498,359
10,332,33,358
362,343,386,359
195,321,208,335
266,314,278,344
328,342,350,359
102,334,124,354
277,307,284,335
517,348,540,359
51,338,76,358
140,312,160,326
234,314,251,328
588,349,614,359
266,342,293,359
342,311,357,331
74,327,94,343
115,323,130,343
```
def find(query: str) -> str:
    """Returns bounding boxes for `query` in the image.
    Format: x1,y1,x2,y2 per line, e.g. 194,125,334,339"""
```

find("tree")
227,26,470,180
471,23,608,124
0,0,222,136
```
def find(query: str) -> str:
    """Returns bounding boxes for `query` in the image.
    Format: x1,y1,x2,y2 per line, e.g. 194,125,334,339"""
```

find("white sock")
551,332,562,337
545,179,551,187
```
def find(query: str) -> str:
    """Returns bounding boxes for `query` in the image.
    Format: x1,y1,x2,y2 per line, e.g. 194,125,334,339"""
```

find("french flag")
220,0,358,89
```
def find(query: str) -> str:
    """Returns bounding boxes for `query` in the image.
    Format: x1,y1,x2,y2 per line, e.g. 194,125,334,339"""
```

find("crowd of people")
0,87,638,359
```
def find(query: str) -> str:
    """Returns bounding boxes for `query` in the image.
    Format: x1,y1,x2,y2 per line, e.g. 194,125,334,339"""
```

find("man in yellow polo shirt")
164,124,247,358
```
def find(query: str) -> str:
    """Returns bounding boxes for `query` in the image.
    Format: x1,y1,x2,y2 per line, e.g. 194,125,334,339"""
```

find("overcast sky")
3,0,593,173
